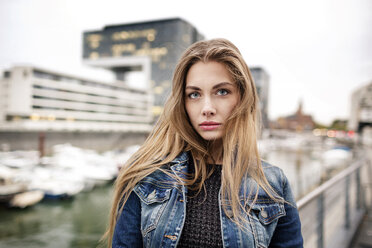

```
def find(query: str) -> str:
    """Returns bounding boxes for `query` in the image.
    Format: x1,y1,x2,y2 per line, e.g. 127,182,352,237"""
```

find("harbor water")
0,184,112,248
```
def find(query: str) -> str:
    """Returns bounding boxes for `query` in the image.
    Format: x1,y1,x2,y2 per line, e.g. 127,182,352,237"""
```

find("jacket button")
148,189,156,200
261,210,268,218
225,209,233,218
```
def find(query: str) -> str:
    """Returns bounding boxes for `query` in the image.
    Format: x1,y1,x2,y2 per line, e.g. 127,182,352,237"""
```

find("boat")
0,182,42,208
9,190,44,208
0,183,27,203
322,146,352,170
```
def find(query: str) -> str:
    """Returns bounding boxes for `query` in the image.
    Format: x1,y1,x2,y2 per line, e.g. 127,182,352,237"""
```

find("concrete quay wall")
0,131,149,154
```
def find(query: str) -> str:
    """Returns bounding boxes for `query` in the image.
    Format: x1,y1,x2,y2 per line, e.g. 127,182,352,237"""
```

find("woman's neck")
207,139,223,164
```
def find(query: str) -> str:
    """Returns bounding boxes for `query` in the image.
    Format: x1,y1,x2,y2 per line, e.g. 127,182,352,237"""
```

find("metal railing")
297,155,371,248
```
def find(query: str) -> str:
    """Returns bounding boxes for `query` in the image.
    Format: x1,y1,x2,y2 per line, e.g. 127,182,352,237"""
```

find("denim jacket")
113,152,303,247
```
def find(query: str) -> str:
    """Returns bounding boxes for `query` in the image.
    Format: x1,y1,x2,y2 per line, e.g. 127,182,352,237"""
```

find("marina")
0,144,138,207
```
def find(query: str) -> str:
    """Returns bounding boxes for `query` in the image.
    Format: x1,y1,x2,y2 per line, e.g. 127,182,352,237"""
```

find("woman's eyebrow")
185,82,233,90
212,82,233,89
185,85,200,90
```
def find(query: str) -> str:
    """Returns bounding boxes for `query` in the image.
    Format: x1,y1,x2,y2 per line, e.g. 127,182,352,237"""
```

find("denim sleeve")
112,191,143,248
269,171,303,248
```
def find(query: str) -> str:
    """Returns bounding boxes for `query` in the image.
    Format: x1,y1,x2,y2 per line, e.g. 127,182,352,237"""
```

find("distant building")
250,68,269,128
272,100,315,131
349,81,372,132
82,18,204,116
0,66,153,132
0,66,153,151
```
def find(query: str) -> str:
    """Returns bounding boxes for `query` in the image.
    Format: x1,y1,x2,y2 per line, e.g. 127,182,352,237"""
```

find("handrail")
297,158,366,209
296,154,370,248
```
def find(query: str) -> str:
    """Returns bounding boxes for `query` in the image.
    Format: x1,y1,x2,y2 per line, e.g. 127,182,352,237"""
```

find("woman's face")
185,61,239,142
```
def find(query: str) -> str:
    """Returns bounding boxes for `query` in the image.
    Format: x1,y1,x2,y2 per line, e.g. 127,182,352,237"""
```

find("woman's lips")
199,122,221,131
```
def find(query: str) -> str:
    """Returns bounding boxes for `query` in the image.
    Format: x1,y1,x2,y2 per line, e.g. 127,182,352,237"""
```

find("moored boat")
9,190,44,208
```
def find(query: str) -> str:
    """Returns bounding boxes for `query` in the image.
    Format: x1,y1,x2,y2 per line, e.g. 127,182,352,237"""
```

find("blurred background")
0,0,371,247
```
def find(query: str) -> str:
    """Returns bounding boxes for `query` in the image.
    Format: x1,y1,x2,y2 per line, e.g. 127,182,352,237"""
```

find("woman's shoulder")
243,160,289,200
132,152,189,202
138,151,189,181
260,160,286,184
132,167,176,205
259,160,296,204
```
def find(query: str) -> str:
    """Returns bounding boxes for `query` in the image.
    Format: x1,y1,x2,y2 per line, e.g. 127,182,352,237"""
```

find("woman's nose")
202,98,216,116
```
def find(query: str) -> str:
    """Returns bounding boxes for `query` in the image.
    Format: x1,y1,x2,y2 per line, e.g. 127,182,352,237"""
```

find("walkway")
351,208,372,248
351,145,372,248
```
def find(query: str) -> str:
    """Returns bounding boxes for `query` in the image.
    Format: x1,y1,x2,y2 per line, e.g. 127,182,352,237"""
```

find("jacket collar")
169,151,190,180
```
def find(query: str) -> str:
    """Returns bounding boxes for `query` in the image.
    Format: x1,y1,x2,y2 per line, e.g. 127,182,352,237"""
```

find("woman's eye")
188,92,200,99
217,89,229,96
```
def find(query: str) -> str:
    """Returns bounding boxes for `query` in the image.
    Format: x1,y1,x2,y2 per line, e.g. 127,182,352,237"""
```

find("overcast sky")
0,0,371,125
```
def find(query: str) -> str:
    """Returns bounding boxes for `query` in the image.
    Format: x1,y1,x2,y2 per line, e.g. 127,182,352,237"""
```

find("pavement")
351,145,372,248
351,209,372,248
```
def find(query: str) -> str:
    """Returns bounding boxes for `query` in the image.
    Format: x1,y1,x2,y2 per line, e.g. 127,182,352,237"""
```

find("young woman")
105,38,303,247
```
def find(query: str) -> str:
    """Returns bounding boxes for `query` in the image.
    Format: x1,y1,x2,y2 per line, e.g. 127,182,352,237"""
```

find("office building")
250,68,269,128
349,81,372,132
0,66,153,151
82,18,204,116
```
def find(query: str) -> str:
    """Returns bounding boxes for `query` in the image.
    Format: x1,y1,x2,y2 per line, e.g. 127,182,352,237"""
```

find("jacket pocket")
134,184,172,237
247,201,285,248
250,201,285,224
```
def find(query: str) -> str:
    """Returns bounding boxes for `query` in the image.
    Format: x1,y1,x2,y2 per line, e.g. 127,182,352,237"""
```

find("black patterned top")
177,164,223,247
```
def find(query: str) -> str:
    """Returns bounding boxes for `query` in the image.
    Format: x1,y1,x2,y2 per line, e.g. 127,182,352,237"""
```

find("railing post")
317,193,324,248
345,175,350,229
356,167,361,210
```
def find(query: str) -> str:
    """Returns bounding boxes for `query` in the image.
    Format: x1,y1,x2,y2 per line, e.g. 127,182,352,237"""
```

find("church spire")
296,99,303,116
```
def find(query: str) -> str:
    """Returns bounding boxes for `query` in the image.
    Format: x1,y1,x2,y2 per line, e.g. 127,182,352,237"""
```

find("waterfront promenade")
352,210,372,247
298,144,372,248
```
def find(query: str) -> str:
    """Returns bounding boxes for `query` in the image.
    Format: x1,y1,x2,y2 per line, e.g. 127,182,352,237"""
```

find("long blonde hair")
103,38,278,247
